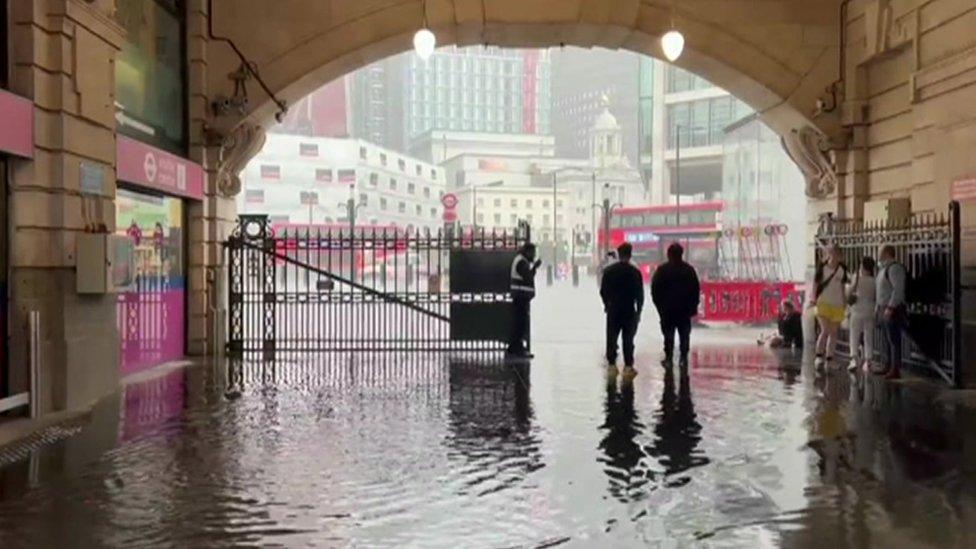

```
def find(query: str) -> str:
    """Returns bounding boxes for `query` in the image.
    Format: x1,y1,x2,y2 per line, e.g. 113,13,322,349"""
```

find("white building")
241,134,447,231
440,105,646,254
643,62,752,205
411,130,556,164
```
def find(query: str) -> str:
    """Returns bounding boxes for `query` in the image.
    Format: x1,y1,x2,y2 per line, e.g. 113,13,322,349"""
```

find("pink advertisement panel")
116,189,186,375
0,89,33,158
116,135,205,200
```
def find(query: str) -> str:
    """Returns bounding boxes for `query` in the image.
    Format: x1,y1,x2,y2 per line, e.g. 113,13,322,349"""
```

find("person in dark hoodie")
600,243,645,369
650,243,701,367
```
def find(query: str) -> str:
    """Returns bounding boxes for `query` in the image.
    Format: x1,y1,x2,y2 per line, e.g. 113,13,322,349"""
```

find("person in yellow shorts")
809,244,850,369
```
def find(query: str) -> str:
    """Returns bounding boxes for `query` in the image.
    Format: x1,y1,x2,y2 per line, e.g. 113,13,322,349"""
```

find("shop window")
115,0,187,155
115,187,186,374
315,169,332,183
261,165,280,179
245,189,264,204
337,169,356,184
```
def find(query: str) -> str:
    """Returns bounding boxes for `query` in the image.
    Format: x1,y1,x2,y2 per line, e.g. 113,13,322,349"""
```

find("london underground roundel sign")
441,193,459,210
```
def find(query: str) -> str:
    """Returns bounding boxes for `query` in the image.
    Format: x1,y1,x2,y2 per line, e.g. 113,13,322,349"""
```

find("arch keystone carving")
781,126,839,199
214,123,267,197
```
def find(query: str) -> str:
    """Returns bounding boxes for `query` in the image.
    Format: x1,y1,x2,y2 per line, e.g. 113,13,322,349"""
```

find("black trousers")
606,312,638,366
508,295,531,352
660,315,692,360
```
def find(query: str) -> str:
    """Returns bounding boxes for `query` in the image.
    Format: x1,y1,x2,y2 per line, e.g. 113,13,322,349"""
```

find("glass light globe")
661,30,685,62
413,28,436,60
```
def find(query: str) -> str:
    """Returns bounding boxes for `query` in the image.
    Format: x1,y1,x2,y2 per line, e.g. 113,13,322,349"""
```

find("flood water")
1,284,975,548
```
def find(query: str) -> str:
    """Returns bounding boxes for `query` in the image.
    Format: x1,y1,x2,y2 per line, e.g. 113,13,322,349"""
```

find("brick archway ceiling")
207,0,841,139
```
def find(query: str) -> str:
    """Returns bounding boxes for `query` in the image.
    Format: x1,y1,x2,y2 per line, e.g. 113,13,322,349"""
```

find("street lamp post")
594,183,624,261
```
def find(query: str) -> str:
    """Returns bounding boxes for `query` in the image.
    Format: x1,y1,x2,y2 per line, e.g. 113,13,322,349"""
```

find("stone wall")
7,0,124,412
836,0,976,219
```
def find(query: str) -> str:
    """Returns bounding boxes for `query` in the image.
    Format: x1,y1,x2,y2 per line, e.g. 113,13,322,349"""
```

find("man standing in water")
507,242,541,358
600,243,645,370
651,243,701,368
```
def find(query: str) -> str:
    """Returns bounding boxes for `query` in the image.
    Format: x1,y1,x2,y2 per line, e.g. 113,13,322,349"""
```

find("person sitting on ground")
758,300,804,349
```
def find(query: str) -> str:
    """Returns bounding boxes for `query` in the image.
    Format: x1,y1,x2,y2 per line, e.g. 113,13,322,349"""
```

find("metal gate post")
226,223,244,359
950,201,962,388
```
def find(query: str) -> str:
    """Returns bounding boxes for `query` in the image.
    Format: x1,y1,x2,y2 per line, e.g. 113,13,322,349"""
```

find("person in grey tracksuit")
875,245,907,379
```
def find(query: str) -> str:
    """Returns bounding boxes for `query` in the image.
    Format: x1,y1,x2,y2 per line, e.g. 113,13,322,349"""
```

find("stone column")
7,0,124,412
185,0,266,357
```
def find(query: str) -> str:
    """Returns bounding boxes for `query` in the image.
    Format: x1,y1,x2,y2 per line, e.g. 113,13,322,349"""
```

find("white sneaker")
848,359,859,372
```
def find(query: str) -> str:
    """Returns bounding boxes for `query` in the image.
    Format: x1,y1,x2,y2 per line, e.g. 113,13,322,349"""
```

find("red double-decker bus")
598,201,723,280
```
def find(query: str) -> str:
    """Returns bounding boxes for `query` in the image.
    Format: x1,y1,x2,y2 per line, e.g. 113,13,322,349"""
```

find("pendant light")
661,14,684,63
414,1,436,60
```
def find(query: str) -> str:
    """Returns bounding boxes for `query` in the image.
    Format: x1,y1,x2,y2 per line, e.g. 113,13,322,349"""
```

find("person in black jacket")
600,243,645,368
650,243,701,367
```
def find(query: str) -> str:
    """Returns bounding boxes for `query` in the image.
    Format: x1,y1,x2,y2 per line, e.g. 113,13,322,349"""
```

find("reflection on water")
649,366,708,482
0,343,975,547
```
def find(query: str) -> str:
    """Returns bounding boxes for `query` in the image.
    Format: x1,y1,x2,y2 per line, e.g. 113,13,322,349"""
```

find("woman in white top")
846,257,877,372
810,244,849,368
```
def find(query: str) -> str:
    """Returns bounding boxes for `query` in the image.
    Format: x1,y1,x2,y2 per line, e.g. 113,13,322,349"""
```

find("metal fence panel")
815,202,962,387
226,215,530,355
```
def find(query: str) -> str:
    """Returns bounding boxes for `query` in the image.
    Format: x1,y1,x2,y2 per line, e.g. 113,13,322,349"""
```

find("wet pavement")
2,283,976,548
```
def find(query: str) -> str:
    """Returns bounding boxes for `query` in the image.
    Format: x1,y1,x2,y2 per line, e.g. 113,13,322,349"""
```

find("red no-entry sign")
441,193,459,209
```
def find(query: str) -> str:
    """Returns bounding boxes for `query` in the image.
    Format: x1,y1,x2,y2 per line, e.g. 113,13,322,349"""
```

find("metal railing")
225,215,530,357
816,202,962,387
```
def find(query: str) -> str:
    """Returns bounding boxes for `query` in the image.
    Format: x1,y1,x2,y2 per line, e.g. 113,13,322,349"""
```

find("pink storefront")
115,135,204,375
0,88,33,406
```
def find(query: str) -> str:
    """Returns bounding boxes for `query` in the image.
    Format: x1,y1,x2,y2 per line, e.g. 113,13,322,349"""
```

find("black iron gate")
226,215,530,357
816,202,962,387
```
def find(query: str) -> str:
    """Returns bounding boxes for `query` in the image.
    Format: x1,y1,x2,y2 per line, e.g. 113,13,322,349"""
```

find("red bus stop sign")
442,209,458,222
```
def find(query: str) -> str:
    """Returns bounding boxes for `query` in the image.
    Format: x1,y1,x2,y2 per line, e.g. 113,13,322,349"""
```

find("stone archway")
198,0,844,195
189,0,851,358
